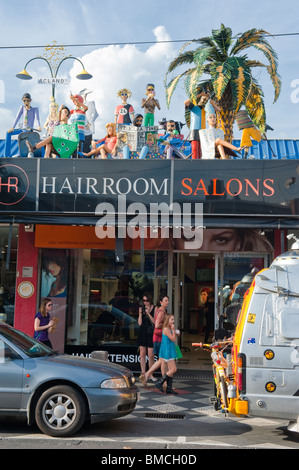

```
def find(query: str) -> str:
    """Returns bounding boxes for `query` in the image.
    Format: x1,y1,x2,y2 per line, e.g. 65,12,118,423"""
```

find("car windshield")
0,324,57,358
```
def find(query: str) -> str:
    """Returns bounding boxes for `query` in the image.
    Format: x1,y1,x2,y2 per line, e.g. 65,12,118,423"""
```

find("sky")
0,0,299,140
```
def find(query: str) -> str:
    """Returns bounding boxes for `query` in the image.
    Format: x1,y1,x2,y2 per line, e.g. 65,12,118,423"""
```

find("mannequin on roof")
141,83,160,127
69,93,88,154
8,93,41,133
115,88,134,126
79,88,99,153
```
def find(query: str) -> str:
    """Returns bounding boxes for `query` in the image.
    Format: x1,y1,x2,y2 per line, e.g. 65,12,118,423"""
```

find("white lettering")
59,177,74,194
41,176,56,194
86,178,99,194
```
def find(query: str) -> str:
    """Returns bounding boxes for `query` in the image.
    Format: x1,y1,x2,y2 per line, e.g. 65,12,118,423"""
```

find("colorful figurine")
200,113,245,159
8,93,41,132
115,88,134,125
184,92,210,159
133,114,143,127
141,84,160,127
81,123,117,159
235,109,262,158
43,98,60,158
160,120,187,159
79,88,99,153
26,105,79,159
69,93,88,153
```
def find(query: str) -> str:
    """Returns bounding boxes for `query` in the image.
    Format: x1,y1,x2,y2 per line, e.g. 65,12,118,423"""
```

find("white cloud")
64,25,185,138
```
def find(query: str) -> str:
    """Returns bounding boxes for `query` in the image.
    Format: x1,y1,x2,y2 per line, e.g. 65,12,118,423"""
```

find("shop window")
64,249,171,348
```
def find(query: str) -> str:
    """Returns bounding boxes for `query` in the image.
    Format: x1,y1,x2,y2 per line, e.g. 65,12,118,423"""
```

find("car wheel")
35,385,87,437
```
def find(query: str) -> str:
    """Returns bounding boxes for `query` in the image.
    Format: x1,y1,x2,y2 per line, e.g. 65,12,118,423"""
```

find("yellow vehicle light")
235,400,248,415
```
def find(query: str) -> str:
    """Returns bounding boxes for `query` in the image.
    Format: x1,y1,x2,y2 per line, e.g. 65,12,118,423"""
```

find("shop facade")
0,158,298,370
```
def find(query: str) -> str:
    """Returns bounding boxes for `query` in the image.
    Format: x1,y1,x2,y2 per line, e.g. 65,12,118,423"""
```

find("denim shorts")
153,341,161,355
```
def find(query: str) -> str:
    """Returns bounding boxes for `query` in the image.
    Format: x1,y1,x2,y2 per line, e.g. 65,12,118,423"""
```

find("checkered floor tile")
134,374,215,418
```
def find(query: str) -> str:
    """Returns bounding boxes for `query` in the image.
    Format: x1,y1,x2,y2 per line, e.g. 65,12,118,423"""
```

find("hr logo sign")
0,164,29,205
0,176,18,193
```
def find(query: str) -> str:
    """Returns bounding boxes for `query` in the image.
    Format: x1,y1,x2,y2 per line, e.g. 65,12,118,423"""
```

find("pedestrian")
138,293,156,383
34,298,55,348
155,314,179,395
140,295,169,385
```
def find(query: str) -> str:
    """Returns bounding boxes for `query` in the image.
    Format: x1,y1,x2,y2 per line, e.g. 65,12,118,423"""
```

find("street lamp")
16,55,92,99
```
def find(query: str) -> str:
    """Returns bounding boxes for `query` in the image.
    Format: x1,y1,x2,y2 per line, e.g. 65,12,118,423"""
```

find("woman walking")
140,295,169,385
138,293,156,383
34,298,55,348
155,314,179,395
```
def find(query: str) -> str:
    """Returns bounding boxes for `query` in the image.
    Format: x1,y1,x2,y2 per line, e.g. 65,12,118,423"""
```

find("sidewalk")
134,369,215,419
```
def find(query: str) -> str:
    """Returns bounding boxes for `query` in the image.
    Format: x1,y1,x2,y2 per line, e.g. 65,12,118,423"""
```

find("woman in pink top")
82,122,117,159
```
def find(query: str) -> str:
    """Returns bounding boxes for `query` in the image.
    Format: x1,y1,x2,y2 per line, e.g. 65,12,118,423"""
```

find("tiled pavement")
134,370,215,418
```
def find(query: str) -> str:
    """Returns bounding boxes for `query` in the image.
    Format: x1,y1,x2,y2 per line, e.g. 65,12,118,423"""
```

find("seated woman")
200,113,245,159
81,123,117,159
26,105,79,158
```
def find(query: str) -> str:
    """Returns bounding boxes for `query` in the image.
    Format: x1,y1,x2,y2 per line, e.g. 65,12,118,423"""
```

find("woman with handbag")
138,293,156,383
140,295,169,385
155,314,180,395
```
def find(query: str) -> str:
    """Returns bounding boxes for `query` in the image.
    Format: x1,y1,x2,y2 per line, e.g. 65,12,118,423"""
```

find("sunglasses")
121,93,128,96
23,99,31,102
143,298,148,302
47,303,53,306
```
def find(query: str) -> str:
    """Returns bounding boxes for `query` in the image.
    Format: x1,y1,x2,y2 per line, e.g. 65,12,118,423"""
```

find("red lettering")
244,179,260,196
212,179,225,196
181,178,192,195
226,178,242,196
194,179,209,196
0,177,18,193
263,179,274,196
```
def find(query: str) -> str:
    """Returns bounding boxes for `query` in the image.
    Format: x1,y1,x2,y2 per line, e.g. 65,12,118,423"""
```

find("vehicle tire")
35,385,87,437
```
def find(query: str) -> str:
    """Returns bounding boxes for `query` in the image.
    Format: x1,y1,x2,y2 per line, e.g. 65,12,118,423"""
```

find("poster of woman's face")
40,249,69,354
41,249,68,298
144,228,274,252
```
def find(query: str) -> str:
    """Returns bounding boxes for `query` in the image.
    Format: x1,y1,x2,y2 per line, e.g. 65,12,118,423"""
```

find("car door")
0,338,24,410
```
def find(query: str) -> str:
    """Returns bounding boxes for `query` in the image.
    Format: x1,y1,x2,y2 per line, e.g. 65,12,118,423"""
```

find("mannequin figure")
115,88,134,125
141,84,160,127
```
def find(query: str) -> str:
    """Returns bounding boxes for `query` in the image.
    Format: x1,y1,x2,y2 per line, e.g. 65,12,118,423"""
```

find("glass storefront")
38,227,274,367
40,247,169,352
0,225,18,325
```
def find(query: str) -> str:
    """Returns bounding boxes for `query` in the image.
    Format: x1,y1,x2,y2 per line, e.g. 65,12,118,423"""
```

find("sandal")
237,145,247,152
149,376,157,382
139,374,147,385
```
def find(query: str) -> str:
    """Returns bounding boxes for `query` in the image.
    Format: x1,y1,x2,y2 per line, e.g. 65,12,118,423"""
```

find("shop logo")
0,164,29,205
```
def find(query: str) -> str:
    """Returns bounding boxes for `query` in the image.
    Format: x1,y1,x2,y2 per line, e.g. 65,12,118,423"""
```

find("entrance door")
215,252,270,331
173,251,270,354
174,252,215,351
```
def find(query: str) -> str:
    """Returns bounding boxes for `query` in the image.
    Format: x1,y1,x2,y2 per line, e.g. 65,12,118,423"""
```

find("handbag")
175,344,183,359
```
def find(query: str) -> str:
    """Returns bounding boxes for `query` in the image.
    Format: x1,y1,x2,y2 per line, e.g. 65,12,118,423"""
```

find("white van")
216,248,299,433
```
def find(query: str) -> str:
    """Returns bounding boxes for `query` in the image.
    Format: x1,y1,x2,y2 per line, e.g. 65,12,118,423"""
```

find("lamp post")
16,55,92,99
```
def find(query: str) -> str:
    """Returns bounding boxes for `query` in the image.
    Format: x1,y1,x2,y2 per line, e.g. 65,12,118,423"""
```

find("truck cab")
226,249,299,433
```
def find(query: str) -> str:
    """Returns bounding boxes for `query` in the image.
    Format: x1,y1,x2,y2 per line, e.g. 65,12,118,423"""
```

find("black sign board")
0,158,298,227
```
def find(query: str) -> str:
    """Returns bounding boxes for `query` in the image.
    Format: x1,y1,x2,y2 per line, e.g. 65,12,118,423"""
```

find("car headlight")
101,377,127,389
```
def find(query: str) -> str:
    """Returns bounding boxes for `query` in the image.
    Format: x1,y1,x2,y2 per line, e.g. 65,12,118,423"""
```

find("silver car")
0,323,139,437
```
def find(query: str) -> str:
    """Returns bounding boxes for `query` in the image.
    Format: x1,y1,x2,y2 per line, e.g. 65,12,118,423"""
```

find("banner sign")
0,159,298,225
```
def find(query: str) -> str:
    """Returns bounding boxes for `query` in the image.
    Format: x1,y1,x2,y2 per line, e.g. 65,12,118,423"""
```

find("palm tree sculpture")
165,24,281,142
